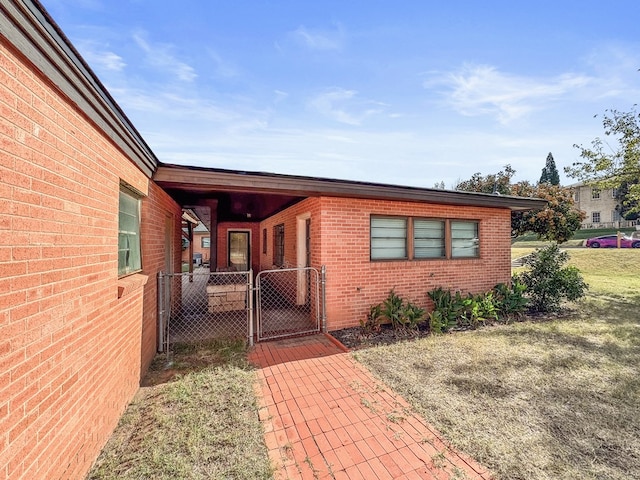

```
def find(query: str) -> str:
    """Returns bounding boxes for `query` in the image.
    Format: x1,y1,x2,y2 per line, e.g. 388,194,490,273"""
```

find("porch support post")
208,200,218,271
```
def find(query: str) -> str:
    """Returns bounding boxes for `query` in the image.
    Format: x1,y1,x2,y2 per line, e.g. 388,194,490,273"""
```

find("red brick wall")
140,182,182,375
318,197,512,330
0,38,179,479
259,199,322,272
216,222,260,273
260,196,512,331
181,231,210,264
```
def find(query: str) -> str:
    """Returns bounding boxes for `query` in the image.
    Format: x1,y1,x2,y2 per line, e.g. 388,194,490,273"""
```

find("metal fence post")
321,265,327,333
248,270,254,347
157,271,165,353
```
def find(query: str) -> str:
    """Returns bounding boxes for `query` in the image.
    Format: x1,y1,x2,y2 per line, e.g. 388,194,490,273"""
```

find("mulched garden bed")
330,323,431,350
330,309,574,350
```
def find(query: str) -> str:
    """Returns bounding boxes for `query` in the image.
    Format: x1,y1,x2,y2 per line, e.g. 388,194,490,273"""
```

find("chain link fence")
256,267,322,341
158,269,253,354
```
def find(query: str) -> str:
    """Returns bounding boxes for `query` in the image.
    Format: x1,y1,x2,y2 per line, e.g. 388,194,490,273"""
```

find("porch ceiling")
154,163,548,223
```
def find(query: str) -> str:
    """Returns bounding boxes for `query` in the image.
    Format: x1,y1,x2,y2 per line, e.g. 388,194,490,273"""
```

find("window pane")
201,237,210,248
371,217,407,260
414,219,445,258
118,189,141,276
274,224,284,266
451,221,479,258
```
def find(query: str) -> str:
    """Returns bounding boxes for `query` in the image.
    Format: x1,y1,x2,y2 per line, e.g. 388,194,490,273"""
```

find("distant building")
569,182,637,229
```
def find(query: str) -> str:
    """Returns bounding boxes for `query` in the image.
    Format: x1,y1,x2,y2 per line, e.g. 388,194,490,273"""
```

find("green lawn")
354,249,640,480
513,227,636,243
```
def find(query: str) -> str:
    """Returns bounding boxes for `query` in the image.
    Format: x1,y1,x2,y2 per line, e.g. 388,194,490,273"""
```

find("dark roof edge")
155,163,548,211
1,0,158,177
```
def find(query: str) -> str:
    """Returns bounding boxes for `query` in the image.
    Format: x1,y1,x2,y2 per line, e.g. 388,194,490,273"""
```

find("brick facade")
0,37,180,479
140,182,182,375
261,197,512,331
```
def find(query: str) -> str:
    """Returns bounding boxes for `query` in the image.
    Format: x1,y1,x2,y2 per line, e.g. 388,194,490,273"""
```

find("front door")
228,231,250,271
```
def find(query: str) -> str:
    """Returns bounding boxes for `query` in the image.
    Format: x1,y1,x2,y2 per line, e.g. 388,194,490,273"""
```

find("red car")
585,235,640,248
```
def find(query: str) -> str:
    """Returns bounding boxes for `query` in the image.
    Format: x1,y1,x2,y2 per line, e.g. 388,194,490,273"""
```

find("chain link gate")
158,269,253,355
255,266,325,341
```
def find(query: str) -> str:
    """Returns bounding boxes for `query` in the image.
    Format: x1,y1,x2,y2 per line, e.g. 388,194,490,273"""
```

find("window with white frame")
370,216,407,260
592,188,600,199
592,211,601,223
201,237,210,248
451,221,479,258
118,186,142,276
612,188,619,198
414,219,445,259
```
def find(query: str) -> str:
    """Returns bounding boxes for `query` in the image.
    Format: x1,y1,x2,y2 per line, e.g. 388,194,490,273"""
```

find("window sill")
117,273,149,299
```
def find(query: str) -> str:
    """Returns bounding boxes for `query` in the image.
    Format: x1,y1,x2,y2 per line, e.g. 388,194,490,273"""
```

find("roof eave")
154,164,547,211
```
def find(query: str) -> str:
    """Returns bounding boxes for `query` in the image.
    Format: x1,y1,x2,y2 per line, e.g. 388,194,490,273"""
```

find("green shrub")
360,303,383,335
380,290,426,332
381,289,405,330
515,244,588,312
427,287,465,332
400,302,426,331
427,310,446,334
493,281,528,320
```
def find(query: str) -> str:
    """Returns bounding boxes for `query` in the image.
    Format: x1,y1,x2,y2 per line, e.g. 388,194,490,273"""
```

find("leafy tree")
539,152,560,185
566,107,640,218
515,244,587,313
455,164,515,195
614,181,639,220
456,165,584,242
511,182,585,243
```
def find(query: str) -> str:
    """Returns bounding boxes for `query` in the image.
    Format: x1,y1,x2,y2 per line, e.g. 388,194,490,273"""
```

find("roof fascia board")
1,0,158,177
154,165,547,211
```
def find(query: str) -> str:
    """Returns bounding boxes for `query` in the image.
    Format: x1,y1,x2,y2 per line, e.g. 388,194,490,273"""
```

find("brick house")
156,165,544,332
0,1,545,479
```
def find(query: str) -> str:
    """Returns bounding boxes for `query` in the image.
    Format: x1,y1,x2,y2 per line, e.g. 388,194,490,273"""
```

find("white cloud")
291,24,345,51
75,41,126,72
428,64,592,124
308,88,386,125
132,31,197,82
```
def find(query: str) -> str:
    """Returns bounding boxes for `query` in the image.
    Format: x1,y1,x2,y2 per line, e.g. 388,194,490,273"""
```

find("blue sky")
42,0,640,188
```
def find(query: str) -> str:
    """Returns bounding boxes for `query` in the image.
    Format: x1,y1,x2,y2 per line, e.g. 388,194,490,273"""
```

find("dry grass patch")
86,340,272,480
354,250,640,480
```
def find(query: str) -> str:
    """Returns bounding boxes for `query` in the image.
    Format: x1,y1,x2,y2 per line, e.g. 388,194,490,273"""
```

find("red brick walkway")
249,334,492,480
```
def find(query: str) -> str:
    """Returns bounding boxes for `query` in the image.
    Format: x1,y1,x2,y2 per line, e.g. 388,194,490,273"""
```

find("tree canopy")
566,107,640,218
456,165,584,243
539,152,560,185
